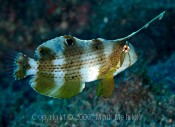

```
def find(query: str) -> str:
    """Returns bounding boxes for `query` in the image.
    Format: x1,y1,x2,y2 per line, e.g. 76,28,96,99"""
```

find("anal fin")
97,77,114,98
30,73,85,98
52,80,85,98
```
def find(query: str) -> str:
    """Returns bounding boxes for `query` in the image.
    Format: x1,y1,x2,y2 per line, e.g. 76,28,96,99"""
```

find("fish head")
113,40,138,75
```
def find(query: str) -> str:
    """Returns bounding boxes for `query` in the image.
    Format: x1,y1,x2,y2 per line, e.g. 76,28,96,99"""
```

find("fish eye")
123,45,130,53
65,38,74,46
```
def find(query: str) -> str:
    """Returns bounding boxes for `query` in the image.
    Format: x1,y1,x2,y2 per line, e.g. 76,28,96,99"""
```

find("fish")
11,11,165,98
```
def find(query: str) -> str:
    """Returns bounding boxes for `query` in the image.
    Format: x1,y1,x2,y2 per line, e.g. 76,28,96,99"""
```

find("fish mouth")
128,43,138,66
119,52,137,73
129,52,138,65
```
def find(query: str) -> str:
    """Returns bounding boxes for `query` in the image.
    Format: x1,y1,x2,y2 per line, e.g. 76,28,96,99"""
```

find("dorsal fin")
115,11,165,42
35,37,65,59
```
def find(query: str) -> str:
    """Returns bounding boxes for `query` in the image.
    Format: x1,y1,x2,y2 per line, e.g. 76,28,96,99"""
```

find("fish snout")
128,43,138,65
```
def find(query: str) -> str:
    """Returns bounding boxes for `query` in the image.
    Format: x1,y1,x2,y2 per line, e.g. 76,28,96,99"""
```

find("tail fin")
13,53,37,80
13,53,30,80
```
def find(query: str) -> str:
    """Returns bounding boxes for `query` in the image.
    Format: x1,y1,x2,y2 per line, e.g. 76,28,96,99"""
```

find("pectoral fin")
97,77,114,98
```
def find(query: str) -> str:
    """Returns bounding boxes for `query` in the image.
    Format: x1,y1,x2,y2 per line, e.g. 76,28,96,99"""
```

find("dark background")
0,0,175,126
